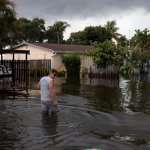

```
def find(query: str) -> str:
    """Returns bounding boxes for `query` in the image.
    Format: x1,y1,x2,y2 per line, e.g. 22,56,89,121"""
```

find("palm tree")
0,0,16,49
48,21,70,44
105,20,121,43
131,29,150,73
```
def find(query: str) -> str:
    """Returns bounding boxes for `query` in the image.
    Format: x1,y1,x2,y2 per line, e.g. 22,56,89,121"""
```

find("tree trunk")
140,62,145,74
57,33,60,44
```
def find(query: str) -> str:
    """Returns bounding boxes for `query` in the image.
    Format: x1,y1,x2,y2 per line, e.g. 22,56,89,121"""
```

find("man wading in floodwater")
38,69,59,115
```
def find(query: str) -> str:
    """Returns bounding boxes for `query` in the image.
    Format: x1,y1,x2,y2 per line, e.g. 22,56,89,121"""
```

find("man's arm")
49,80,57,106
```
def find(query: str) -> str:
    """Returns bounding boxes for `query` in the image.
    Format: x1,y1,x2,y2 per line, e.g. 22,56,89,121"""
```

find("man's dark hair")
50,68,58,74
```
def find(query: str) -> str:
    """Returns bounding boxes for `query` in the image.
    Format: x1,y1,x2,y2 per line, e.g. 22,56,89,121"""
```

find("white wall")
4,44,66,71
5,45,54,60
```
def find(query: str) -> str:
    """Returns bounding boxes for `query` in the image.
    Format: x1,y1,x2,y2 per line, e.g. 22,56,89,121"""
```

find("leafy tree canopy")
0,0,16,49
67,25,111,45
47,21,70,44
87,40,123,68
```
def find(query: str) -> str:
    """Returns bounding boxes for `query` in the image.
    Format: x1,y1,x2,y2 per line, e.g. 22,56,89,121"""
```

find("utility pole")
129,30,131,48
8,32,14,48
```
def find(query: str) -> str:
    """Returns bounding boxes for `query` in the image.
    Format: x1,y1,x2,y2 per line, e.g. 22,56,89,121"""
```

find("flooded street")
0,75,150,150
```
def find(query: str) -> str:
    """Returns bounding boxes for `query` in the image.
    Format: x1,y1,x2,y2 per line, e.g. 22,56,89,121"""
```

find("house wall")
4,45,67,71
4,44,94,73
5,45,54,60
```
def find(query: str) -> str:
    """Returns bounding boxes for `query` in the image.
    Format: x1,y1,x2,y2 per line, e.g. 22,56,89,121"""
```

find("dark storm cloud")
14,0,150,20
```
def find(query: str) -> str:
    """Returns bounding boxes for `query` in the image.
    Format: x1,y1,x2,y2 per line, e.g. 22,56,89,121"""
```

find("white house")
5,42,94,72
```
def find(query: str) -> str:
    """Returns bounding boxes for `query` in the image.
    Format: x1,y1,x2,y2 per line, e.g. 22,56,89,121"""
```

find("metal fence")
30,59,51,78
1,60,29,80
1,59,51,78
0,59,51,93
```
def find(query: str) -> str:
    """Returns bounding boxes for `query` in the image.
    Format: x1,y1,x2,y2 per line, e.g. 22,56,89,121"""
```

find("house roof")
12,42,94,53
32,43,93,53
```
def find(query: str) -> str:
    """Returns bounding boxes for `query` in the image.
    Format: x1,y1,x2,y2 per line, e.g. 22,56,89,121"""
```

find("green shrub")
62,53,81,78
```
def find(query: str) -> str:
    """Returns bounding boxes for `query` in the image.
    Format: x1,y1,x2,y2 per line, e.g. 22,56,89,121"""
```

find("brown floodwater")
0,75,150,150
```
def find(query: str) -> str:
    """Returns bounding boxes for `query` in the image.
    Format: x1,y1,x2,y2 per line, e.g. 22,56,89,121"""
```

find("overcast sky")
14,0,150,40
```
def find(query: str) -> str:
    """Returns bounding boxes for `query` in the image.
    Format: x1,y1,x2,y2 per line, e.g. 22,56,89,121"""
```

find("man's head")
49,68,58,79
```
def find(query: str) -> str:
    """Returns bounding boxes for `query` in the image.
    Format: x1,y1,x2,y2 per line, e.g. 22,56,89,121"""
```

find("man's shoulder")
40,76,47,80
40,76,52,82
39,76,46,82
